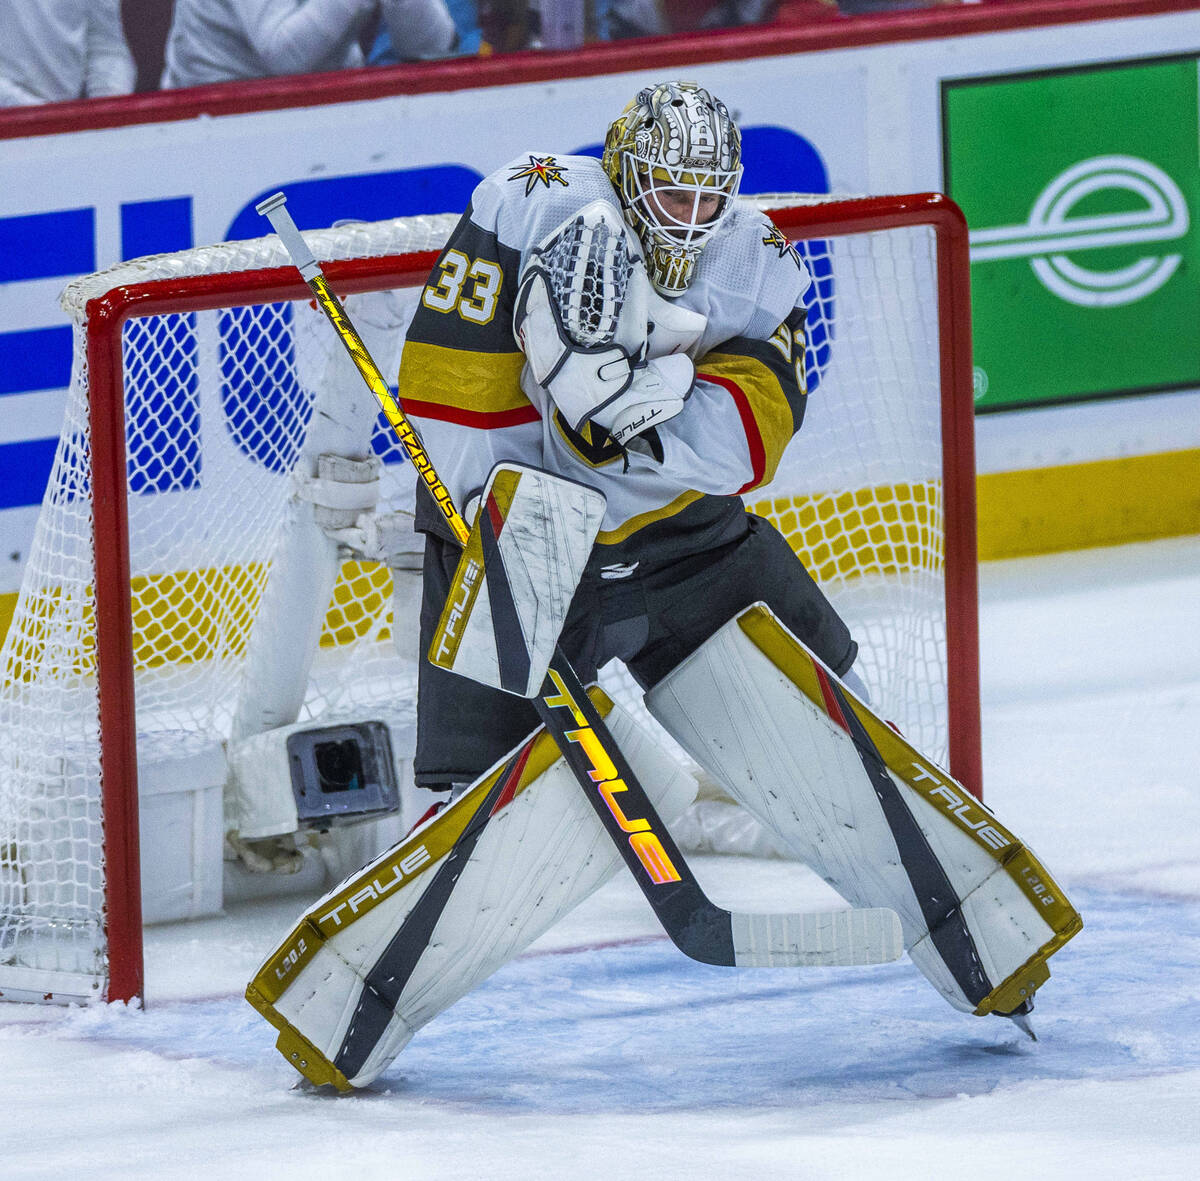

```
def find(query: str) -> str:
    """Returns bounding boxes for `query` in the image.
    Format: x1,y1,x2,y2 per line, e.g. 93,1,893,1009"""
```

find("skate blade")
1006,1009,1038,1042
291,1076,348,1096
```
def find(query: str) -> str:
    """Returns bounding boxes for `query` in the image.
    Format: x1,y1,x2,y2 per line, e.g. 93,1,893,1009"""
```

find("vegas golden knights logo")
762,224,804,272
508,155,571,195
553,410,624,467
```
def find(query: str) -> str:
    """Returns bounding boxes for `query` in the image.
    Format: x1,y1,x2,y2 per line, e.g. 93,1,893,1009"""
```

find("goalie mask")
602,80,743,297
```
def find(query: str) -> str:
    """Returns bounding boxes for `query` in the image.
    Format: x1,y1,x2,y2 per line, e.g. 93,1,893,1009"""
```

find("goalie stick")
256,192,902,969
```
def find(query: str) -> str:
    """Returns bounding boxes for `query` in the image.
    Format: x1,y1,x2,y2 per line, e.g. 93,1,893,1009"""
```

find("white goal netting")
0,195,974,1004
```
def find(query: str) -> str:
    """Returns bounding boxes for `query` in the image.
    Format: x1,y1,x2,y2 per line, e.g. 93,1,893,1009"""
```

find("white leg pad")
247,692,697,1089
645,605,1081,1017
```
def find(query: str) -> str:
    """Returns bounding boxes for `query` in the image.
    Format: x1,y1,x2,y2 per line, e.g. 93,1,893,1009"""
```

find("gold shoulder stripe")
700,352,794,487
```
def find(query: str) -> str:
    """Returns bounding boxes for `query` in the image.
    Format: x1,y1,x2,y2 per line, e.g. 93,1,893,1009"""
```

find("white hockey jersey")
398,152,812,563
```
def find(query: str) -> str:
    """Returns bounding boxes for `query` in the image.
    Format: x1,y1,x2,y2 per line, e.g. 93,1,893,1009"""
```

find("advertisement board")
944,54,1200,412
0,58,870,596
1,2,1198,594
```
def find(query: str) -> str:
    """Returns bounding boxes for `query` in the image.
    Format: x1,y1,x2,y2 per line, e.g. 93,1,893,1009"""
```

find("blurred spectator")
834,0,949,12
602,0,777,39
161,0,456,89
121,0,176,93
0,0,136,106
475,0,534,52
369,0,483,56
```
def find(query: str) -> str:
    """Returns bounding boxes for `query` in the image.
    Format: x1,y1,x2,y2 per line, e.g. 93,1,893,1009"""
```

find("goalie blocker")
646,604,1082,1022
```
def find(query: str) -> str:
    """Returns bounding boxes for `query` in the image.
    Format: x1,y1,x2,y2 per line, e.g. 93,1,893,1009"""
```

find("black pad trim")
823,673,992,1007
332,745,528,1080
479,492,531,695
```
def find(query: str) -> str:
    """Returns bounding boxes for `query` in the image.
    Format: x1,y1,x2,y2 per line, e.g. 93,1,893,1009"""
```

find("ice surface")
1,536,1198,1180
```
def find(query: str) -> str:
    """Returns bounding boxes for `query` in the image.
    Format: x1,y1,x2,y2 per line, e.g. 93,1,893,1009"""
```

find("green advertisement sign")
943,56,1200,412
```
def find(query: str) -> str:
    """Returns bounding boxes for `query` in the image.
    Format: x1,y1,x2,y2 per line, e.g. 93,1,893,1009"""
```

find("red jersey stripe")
699,371,767,494
402,397,541,430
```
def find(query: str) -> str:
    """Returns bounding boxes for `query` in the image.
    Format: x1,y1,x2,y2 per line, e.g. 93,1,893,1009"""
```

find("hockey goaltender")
245,81,1082,1091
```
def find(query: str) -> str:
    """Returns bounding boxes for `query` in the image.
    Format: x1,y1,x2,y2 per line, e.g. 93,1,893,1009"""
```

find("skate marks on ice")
367,888,1197,1110
7,888,1194,1114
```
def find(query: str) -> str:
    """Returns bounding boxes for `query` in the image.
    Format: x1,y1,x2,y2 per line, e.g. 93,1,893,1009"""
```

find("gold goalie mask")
602,80,743,298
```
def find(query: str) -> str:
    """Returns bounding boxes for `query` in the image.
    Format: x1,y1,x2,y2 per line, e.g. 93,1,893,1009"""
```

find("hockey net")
0,194,977,1005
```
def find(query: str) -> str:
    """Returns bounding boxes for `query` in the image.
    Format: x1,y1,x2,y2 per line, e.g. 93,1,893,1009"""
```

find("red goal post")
0,193,978,1007
86,246,443,1008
